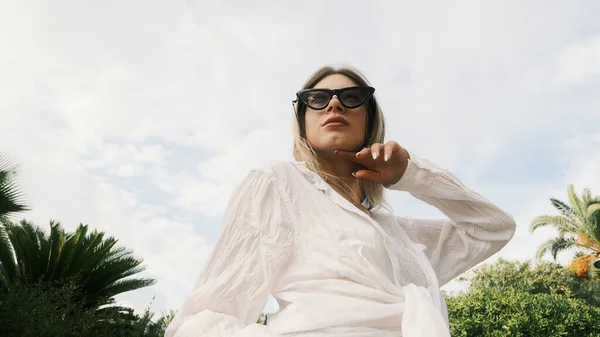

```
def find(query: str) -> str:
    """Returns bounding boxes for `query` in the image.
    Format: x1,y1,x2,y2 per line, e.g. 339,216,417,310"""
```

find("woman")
165,66,516,337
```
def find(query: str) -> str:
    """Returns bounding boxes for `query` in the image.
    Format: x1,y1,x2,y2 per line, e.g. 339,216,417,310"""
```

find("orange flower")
566,255,596,278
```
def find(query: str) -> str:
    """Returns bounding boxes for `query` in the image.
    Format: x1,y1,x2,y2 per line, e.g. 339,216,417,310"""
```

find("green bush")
0,280,167,337
447,288,600,337
446,259,600,337
0,280,98,336
460,258,600,307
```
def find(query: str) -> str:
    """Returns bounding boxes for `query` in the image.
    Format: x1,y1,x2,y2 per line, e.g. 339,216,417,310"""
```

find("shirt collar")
289,161,379,218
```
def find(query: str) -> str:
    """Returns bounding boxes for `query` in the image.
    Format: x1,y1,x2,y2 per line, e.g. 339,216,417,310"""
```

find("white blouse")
165,152,516,337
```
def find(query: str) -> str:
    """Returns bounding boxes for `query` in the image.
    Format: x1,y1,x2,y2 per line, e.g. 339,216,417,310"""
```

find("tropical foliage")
455,258,600,307
0,219,156,308
530,184,600,278
0,155,28,219
446,259,600,336
447,287,600,336
0,219,166,336
0,279,174,337
257,312,270,325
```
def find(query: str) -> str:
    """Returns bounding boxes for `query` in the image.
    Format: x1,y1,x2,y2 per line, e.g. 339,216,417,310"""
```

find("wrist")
386,150,419,190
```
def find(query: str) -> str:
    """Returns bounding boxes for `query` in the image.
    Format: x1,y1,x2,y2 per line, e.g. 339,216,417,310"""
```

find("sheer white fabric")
165,152,516,337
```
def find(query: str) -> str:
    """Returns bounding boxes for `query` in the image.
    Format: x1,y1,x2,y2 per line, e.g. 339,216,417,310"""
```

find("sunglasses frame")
293,86,376,110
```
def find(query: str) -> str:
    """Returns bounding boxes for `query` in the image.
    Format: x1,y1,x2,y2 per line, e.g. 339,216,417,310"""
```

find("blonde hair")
292,65,387,210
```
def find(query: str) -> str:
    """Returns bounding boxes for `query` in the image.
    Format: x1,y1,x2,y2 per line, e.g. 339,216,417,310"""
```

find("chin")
315,139,364,153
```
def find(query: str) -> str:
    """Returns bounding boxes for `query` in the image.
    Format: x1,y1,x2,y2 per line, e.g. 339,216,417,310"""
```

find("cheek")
351,110,368,133
304,111,320,135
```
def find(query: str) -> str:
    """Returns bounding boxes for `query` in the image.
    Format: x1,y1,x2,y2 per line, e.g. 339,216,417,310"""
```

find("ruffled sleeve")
387,152,516,286
165,169,295,337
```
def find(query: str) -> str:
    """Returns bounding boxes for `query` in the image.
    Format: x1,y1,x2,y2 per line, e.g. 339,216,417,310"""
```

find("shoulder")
240,160,308,208
248,160,306,183
228,161,298,205
232,160,305,196
239,160,303,222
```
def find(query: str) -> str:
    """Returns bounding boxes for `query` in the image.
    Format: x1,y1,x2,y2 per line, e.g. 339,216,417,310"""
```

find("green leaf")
0,155,29,219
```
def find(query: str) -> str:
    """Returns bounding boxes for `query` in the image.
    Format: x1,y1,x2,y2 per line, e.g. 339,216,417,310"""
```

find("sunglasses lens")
340,88,371,108
298,87,373,110
301,91,331,109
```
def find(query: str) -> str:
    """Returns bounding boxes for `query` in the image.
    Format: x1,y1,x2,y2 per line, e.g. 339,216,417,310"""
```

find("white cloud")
553,35,600,87
525,33,600,93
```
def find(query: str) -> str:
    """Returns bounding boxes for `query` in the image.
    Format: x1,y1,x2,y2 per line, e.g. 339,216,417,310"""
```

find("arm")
165,170,295,337
387,152,516,286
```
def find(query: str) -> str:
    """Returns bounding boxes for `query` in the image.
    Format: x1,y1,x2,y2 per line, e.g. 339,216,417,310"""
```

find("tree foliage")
0,219,161,335
0,156,28,220
0,219,156,309
0,280,171,337
448,288,600,337
0,280,97,336
530,184,600,277
447,259,600,336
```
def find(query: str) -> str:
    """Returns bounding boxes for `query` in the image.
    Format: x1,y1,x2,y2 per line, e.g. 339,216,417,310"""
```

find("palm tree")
0,155,28,219
257,312,270,325
156,309,177,331
530,184,600,278
0,219,156,309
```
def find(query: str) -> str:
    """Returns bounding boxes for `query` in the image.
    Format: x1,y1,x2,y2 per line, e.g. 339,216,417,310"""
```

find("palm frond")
45,220,66,280
550,198,577,221
582,187,593,204
85,254,148,292
53,224,83,277
535,236,585,261
1,219,155,310
573,250,589,258
588,203,600,217
535,239,554,261
157,309,177,330
0,221,19,285
94,278,156,302
567,184,589,223
6,220,47,282
530,214,578,233
0,156,29,218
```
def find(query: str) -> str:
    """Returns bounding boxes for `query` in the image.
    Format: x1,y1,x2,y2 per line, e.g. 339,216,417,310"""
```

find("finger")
383,141,399,162
370,143,383,160
355,147,372,160
353,169,384,184
333,150,363,163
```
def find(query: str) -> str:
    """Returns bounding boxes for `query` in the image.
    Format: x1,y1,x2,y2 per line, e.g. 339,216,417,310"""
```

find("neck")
315,150,364,207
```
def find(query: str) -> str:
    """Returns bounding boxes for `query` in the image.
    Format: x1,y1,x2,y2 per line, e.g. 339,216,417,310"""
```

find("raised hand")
334,141,410,186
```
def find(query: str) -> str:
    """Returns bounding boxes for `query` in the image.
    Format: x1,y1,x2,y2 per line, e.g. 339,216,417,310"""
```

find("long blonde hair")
292,65,387,210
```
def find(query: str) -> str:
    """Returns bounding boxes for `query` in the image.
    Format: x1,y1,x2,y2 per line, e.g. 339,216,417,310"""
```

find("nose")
326,95,344,113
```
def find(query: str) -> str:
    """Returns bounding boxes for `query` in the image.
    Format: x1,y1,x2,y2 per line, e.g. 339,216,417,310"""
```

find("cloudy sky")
1,0,600,316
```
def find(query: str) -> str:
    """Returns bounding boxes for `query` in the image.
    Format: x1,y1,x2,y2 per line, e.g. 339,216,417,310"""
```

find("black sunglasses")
293,86,375,110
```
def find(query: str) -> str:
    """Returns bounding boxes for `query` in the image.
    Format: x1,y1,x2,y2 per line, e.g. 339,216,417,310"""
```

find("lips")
323,116,349,126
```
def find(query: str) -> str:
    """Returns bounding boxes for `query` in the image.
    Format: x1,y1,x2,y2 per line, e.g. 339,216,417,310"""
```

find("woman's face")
304,74,368,154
